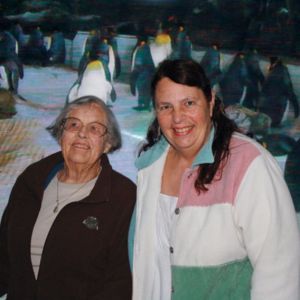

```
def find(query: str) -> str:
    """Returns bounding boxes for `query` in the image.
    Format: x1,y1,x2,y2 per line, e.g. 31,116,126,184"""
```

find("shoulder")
18,152,63,182
135,137,169,170
108,167,136,203
228,132,276,169
230,132,266,155
111,169,136,190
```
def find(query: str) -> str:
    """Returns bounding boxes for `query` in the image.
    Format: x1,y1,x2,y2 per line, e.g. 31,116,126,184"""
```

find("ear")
104,142,112,154
209,92,215,118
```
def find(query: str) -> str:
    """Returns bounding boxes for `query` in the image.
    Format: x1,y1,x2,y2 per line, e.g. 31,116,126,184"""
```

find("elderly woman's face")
60,103,110,168
155,77,214,157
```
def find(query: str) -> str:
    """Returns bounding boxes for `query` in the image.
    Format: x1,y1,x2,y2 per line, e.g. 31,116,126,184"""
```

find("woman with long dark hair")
131,59,300,300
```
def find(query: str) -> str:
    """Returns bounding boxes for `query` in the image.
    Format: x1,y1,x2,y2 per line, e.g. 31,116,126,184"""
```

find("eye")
88,123,107,136
90,124,103,135
157,103,173,112
89,124,98,133
70,120,80,128
184,99,197,107
64,118,81,131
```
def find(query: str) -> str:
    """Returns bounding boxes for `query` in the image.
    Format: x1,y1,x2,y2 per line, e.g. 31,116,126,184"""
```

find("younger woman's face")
155,77,214,158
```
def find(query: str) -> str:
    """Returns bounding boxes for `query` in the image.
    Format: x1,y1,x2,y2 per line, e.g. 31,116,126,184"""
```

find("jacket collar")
28,151,112,204
135,127,215,170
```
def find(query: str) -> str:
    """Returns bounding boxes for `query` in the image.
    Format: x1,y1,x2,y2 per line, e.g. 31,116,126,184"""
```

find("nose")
77,125,88,138
172,107,184,123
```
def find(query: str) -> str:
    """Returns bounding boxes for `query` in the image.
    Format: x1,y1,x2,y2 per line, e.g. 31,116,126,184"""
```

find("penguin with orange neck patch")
67,52,113,105
149,31,172,67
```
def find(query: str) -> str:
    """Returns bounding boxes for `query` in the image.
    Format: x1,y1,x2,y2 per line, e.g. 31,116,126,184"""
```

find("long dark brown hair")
140,59,239,193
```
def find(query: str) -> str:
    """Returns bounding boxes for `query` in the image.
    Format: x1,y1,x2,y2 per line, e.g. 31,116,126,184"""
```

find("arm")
234,153,300,300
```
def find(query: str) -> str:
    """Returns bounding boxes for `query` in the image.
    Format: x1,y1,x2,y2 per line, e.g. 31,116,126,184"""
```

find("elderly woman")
131,59,300,300
0,96,136,299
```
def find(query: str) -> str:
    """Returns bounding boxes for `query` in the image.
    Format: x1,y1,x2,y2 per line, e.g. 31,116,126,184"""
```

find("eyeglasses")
62,117,108,137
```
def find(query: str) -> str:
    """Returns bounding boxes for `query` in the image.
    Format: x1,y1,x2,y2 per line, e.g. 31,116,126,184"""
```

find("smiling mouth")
72,143,89,150
173,126,193,136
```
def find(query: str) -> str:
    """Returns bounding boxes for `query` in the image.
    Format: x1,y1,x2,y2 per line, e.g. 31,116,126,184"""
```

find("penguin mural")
24,26,49,66
149,31,172,68
10,22,26,50
106,26,121,79
48,30,66,64
200,43,222,88
78,29,102,76
284,137,300,212
130,36,155,111
67,59,113,105
258,57,299,127
171,23,192,60
78,34,117,104
243,48,265,110
256,132,300,212
99,38,116,84
0,30,23,93
92,38,116,103
219,52,251,107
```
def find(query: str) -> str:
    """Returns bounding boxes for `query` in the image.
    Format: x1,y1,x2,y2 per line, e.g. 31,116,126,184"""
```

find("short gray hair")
47,96,122,153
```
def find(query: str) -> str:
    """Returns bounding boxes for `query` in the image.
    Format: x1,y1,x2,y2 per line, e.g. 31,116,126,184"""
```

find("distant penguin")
219,52,250,107
243,49,265,110
258,57,299,127
171,23,192,59
10,22,26,49
105,40,116,82
256,132,300,211
149,32,172,67
24,26,49,66
48,30,66,64
0,30,23,93
106,26,121,79
130,36,155,110
67,60,112,105
89,37,116,103
200,43,222,87
284,138,300,212
78,29,101,75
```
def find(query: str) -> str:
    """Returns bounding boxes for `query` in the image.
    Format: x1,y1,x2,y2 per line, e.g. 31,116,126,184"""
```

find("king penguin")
67,59,112,105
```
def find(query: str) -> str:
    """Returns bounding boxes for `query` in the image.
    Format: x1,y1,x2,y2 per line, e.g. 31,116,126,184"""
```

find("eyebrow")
157,97,198,104
66,117,105,125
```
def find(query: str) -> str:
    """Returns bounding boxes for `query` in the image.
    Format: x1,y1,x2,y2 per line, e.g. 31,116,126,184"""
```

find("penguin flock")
1,19,300,212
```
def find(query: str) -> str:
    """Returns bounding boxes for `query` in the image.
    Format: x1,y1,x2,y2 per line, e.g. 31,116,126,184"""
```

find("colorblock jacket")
132,130,300,300
0,152,136,300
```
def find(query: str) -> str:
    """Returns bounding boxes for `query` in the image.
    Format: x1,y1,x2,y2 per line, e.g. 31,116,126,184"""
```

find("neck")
168,147,194,168
58,161,101,184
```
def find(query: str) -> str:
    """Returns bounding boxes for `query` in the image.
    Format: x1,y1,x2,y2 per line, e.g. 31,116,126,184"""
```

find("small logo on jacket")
82,216,99,230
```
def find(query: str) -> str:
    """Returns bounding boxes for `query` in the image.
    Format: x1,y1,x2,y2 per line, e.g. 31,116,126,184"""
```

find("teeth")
174,127,190,134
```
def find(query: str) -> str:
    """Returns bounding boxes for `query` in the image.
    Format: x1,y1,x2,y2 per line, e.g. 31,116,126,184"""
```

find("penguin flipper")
110,84,117,102
114,55,121,79
130,70,138,96
67,83,79,103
